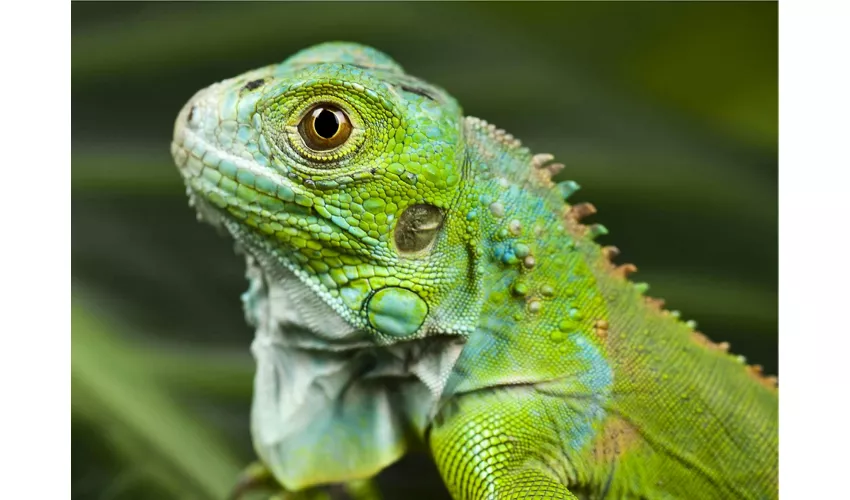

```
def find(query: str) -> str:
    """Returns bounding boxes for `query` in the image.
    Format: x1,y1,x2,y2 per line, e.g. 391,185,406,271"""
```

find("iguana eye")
298,104,352,151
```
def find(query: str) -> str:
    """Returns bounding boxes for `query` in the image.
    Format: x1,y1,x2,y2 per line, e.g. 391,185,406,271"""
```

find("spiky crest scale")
476,116,778,391
461,112,778,391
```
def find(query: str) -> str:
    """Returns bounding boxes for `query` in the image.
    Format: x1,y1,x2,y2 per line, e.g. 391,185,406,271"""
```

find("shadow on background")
72,3,777,499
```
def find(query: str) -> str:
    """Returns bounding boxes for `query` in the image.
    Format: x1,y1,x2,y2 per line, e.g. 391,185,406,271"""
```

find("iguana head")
172,42,483,345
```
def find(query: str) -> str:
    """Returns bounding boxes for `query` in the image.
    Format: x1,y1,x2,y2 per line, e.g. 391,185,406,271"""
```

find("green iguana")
170,42,778,500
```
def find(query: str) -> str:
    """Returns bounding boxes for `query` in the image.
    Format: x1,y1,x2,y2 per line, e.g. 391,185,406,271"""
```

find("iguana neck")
441,116,777,401
441,117,614,398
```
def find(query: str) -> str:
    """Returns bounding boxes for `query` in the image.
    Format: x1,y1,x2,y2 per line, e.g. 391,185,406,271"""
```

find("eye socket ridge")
297,103,353,151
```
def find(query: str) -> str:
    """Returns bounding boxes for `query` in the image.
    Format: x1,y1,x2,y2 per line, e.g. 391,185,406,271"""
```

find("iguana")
170,42,778,500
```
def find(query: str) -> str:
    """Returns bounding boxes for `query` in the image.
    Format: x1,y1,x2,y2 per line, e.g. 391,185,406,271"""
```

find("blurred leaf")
72,298,244,499
145,347,254,400
641,271,777,328
620,5,777,148
72,149,177,193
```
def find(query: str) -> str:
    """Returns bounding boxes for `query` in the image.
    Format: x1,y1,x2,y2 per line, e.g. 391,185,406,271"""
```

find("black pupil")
314,109,340,139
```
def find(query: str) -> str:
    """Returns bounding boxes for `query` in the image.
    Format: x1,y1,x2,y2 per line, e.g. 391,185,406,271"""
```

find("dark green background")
72,2,777,499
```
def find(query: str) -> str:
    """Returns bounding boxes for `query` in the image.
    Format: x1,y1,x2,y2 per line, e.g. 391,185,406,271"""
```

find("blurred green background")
71,2,777,499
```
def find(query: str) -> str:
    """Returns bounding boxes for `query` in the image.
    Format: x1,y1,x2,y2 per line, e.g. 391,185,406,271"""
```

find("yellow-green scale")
433,120,616,498
431,118,777,499
575,239,779,499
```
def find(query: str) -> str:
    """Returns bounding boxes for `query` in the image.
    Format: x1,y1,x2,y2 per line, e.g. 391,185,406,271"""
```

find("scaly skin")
171,43,778,499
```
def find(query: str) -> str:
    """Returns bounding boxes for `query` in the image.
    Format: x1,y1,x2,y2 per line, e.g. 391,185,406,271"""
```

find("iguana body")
171,43,778,499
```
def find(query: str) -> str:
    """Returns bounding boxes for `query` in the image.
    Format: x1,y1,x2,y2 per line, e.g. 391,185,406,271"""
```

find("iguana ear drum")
394,204,444,255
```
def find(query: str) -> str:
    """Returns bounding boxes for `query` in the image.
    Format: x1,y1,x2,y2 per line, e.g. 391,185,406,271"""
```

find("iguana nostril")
241,78,265,92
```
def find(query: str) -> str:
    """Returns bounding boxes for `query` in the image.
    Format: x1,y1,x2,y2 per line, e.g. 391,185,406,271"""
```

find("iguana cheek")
366,286,428,338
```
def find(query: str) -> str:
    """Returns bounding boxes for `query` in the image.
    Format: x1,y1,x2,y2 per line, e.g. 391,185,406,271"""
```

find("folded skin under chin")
250,339,429,490
242,255,463,491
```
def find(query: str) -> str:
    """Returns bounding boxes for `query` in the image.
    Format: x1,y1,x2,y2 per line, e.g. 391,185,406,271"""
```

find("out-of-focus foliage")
71,3,777,499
